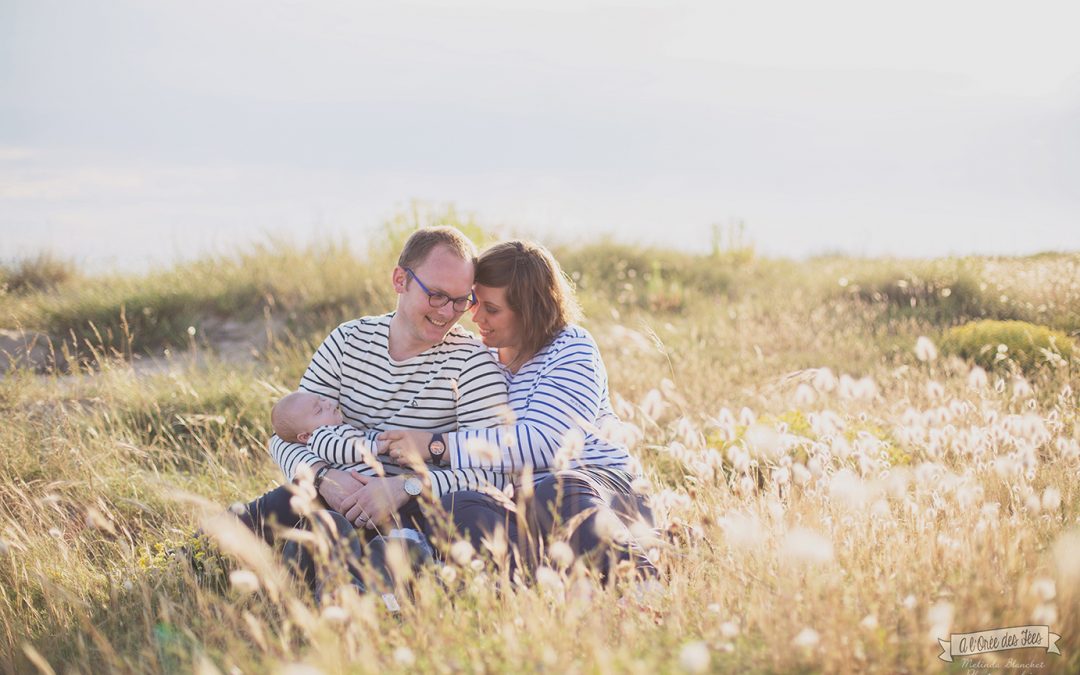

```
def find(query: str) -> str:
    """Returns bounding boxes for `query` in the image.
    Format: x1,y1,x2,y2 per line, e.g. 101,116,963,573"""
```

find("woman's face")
471,284,522,351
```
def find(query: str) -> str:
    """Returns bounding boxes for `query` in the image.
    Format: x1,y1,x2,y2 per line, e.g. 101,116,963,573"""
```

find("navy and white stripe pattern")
446,325,632,480
269,313,511,497
306,423,509,495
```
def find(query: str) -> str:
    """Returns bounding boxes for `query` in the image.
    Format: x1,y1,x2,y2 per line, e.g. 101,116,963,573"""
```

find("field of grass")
2,229,1079,674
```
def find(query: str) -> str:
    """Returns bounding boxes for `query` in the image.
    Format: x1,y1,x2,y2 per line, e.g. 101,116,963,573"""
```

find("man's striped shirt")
269,313,510,497
445,325,634,481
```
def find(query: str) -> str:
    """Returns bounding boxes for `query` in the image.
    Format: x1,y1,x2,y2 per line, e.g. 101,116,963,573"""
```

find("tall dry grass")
1,235,1078,673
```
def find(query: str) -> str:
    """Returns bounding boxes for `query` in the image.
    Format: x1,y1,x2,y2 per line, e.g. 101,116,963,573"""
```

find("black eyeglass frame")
404,267,477,312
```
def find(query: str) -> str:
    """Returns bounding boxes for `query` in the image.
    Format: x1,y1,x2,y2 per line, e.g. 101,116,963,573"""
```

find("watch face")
404,477,423,496
429,440,446,456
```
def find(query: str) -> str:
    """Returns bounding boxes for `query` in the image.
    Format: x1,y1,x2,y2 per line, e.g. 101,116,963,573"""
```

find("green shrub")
555,242,733,313
846,264,1008,325
0,253,76,295
941,320,1075,374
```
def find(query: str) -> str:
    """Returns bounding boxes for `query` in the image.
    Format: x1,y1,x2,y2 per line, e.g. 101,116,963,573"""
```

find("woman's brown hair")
475,240,582,366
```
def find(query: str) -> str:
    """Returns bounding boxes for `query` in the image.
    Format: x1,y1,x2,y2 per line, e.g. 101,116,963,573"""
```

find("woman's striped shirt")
445,325,634,480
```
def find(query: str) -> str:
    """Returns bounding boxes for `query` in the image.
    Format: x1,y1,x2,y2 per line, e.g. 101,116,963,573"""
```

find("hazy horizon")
3,0,1078,271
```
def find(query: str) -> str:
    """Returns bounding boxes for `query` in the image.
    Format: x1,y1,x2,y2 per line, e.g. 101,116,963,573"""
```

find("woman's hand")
341,475,410,529
377,429,434,467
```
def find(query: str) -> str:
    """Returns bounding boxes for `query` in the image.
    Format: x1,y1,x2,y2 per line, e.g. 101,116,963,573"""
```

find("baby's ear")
297,431,311,443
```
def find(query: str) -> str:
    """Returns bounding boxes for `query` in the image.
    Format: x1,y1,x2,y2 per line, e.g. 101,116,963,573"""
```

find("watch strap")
312,465,331,491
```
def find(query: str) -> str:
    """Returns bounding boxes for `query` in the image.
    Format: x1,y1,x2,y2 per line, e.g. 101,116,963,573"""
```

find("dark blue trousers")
433,467,657,583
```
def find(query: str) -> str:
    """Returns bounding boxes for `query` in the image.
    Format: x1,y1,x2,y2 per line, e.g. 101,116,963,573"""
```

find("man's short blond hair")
397,226,478,270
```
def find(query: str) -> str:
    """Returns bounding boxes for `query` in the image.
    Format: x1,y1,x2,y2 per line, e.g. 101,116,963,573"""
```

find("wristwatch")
428,433,446,464
403,475,424,498
313,465,331,491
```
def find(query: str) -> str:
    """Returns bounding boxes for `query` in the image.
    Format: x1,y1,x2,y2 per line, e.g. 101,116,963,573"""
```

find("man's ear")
392,266,408,294
297,431,311,443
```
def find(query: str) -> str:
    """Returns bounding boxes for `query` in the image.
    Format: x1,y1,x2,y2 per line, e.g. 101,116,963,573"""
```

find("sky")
2,0,1078,271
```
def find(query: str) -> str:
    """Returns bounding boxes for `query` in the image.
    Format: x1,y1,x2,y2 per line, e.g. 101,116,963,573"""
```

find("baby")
271,390,384,469
270,390,431,611
271,391,346,444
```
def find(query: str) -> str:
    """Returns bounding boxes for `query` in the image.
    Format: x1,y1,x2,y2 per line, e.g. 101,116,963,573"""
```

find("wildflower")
860,614,878,630
548,541,575,570
719,511,765,549
449,540,475,566
839,375,856,399
736,474,756,497
794,383,816,406
593,509,629,544
1042,488,1062,512
853,376,879,400
781,528,834,565
774,466,791,486
229,569,260,595
713,407,737,441
813,368,837,393
967,366,988,390
439,565,458,584
831,435,852,460
738,407,757,426
1025,494,1042,515
792,627,820,649
902,595,917,610
535,566,564,596
925,381,945,399
321,605,349,625
829,469,871,509
1012,377,1033,399
720,621,740,638
1032,603,1058,625
640,388,666,421
678,641,711,673
481,526,510,560
393,647,416,667
791,463,811,486
915,336,938,362
1030,578,1056,602
744,423,781,460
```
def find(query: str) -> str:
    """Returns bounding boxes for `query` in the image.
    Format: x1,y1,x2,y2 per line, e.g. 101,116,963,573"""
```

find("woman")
379,240,656,583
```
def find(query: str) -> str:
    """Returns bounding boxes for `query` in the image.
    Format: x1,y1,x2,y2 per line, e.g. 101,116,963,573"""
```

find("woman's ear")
297,431,311,443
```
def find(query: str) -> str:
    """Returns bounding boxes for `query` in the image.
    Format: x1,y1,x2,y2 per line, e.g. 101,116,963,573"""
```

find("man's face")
393,245,475,349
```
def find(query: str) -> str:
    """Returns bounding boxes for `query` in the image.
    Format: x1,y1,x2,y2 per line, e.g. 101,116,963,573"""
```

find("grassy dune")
1,232,1078,674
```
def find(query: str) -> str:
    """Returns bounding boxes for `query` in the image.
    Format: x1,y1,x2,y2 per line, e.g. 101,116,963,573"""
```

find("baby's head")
272,391,345,443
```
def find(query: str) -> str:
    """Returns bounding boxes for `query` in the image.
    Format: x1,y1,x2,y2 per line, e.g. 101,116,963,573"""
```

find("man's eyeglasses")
405,268,477,312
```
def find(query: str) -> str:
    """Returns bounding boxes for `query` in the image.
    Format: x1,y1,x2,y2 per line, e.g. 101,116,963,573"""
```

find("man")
241,226,509,552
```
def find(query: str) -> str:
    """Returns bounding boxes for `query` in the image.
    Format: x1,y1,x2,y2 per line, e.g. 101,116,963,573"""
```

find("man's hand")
341,475,411,529
378,429,433,466
317,469,369,513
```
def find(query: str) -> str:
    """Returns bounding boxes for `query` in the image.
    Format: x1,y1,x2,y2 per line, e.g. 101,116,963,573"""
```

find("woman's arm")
382,334,610,473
